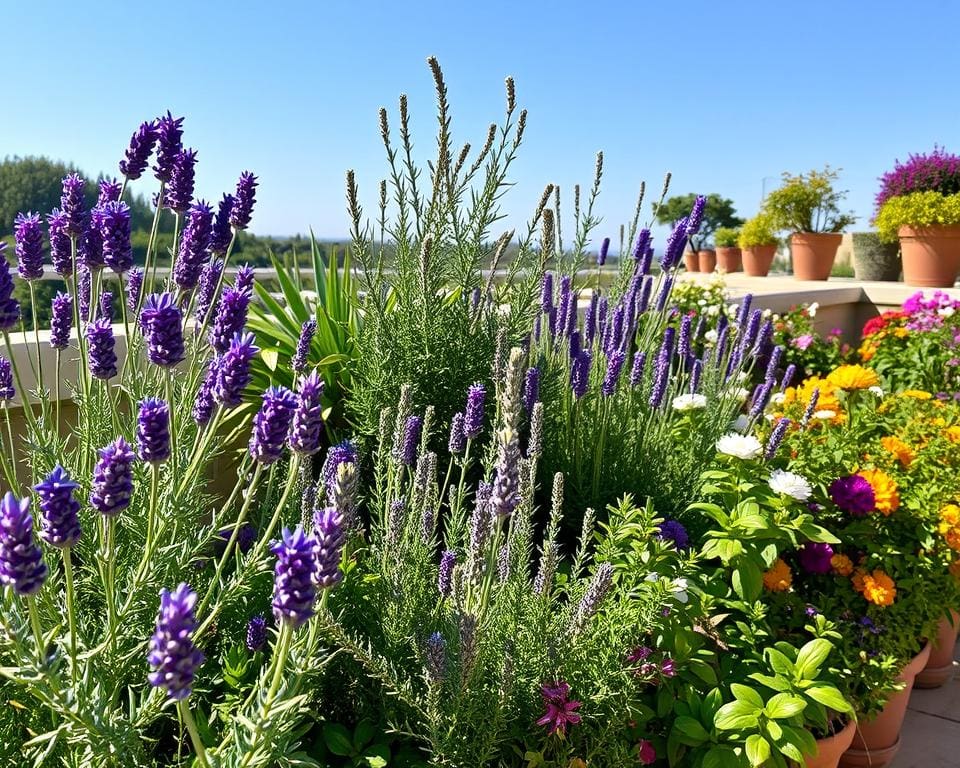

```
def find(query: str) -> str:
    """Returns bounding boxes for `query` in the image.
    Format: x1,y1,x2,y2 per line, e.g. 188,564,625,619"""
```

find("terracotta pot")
791,232,842,281
898,225,960,287
916,609,960,688
716,246,742,272
698,249,717,273
806,719,856,768
840,643,931,768
683,251,698,272
742,245,777,276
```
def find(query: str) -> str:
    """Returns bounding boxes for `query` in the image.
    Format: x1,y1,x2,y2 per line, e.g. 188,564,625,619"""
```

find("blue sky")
2,1,958,246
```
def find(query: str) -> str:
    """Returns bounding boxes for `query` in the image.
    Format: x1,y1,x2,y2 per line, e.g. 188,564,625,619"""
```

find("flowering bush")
874,190,960,242
875,146,960,215
771,301,848,378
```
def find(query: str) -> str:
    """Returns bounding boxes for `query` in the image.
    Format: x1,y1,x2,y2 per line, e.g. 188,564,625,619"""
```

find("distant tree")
655,192,744,251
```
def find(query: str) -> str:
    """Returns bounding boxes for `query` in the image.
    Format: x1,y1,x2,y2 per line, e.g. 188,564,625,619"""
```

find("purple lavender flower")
0,247,20,332
764,346,784,384
271,526,317,627
136,398,171,464
164,148,197,213
426,631,446,683
605,304,624,354
660,217,689,271
829,475,876,517
192,358,218,426
126,267,144,312
173,200,213,291
97,178,122,206
321,440,359,493
656,519,690,550
195,258,223,325
569,329,582,361
570,350,592,399
78,267,91,324
654,275,674,313
140,293,185,368
119,120,159,180
764,418,791,460
572,562,614,630
246,615,267,652
395,415,422,466
154,112,185,183
234,265,255,293
289,371,325,456
14,212,44,280
0,358,13,401
46,210,72,277
0,493,46,596
781,364,797,391
597,237,610,266
629,351,647,387
438,550,456,597
60,174,86,237
489,431,520,518
798,542,835,575
602,350,626,396
749,381,773,420
209,287,251,354
86,318,117,379
540,272,554,313
637,276,653,315
686,195,707,237
229,172,258,230
523,367,540,415
99,201,133,275
147,583,204,700
249,386,298,464
49,292,73,350
213,333,258,407
800,387,820,427
585,293,599,344
210,194,235,255
736,295,753,326
448,412,466,455
79,213,105,272
463,383,486,440
90,437,135,516
34,466,81,549
689,358,703,393
678,314,693,363
99,291,114,322
292,319,316,375
312,507,345,589
876,146,960,212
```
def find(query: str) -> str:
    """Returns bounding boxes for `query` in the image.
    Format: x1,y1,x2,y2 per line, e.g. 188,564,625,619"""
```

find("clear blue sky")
2,1,958,245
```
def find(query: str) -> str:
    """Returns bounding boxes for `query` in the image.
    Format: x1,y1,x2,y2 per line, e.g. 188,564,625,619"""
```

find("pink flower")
792,334,814,351
638,740,657,765
660,658,676,678
537,681,582,737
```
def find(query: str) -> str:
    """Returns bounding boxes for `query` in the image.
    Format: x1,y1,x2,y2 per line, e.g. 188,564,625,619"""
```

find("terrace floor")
895,641,960,766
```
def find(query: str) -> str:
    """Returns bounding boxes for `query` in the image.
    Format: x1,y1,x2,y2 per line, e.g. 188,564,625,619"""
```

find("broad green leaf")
260,347,279,372
780,724,818,757
714,700,760,731
748,673,791,692
766,648,796,677
745,734,770,767
323,723,354,756
730,683,764,708
805,685,853,713
732,560,762,602
764,693,807,720
673,716,710,745
795,639,832,679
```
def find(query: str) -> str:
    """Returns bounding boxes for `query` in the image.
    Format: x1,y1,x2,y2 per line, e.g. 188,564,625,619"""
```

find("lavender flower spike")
271,526,317,628
448,412,466,455
395,415,422,466
572,562,614,631
34,466,82,549
426,632,446,683
0,246,21,331
86,318,117,380
192,358,218,426
765,418,792,460
463,383,486,440
489,428,521,518
235,265,255,293
210,194,235,255
195,258,223,325
50,292,73,350
119,119,159,180
136,398,171,464
249,386,298,465
154,112,185,183
0,358,13,401
147,583,204,700
209,286,251,354
229,172,258,230
292,319,317,375
321,440,359,495
140,293,185,368
0,492,47,596
164,148,197,213
90,438,135,516
312,507,346,589
99,201,133,275
597,237,610,266
438,550,456,597
523,367,540,415
602,350,626,396
47,210,73,277
60,173,86,237
127,267,144,312
214,332,258,408
289,371,325,456
14,212,44,280
173,201,213,291
246,615,267,652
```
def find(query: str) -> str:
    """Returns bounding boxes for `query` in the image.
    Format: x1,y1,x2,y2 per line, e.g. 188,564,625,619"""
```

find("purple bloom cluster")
154,112,185,183
271,526,317,627
448,412,466,454
119,120,159,180
489,430,520,518
229,172,258,230
395,415,422,466
438,549,456,597
292,319,316,375
209,287,251,354
289,371,325,455
235,265,255,293
137,398,171,464
50,292,73,350
764,417,791,460
798,542,835,574
321,440,359,493
570,350,592,398
246,615,268,652
656,519,690,550
463,383,486,439
0,493,47,596
34,466,82,549
312,507,345,589
164,148,197,213
214,332,258,407
60,174,87,237
0,358,13,401
47,210,72,277
829,474,876,516
174,201,213,291
875,146,960,214
127,268,144,312
249,386,298,464
0,246,21,331
14,213,44,280
140,293,185,368
147,583,204,700
86,318,117,379
195,258,223,325
210,194,235,255
523,367,540,415
99,201,133,275
90,438,135,516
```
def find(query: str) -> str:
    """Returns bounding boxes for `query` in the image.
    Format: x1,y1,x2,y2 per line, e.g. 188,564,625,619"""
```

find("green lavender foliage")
345,57,550,448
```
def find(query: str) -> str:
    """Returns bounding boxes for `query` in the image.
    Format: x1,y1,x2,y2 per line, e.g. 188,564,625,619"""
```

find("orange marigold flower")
784,376,843,414
939,504,960,551
901,390,933,400
763,559,792,592
851,568,867,592
827,364,880,391
861,570,896,606
946,426,960,444
860,468,900,515
831,554,854,576
880,435,915,467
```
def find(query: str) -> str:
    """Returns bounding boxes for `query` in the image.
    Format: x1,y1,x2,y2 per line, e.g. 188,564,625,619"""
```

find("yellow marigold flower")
946,426,960,443
858,342,877,362
893,328,910,338
784,376,843,414
901,390,933,400
933,417,947,427
861,570,896,606
831,553,854,576
880,435,915,467
860,468,900,515
939,504,960,551
763,559,792,592
827,364,879,390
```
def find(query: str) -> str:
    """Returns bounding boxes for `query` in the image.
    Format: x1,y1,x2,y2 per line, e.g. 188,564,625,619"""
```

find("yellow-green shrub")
875,191,960,242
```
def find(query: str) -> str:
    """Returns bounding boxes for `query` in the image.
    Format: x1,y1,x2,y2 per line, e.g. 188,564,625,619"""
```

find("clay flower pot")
683,251,699,272
898,225,960,287
916,610,960,688
697,249,717,273
742,245,777,276
806,719,856,768
840,643,931,768
716,246,742,273
851,232,901,282
791,232,842,281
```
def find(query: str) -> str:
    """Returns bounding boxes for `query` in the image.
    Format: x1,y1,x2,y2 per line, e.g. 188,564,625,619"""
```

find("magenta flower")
829,474,875,516
798,542,834,574
637,740,657,765
536,681,582,737
792,334,814,351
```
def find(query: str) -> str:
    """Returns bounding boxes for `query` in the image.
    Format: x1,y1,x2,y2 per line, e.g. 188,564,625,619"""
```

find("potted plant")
714,226,742,272
738,213,780,276
656,193,743,274
763,167,856,281
850,232,901,282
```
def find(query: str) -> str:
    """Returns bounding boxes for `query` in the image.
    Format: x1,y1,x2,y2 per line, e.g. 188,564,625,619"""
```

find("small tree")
655,192,743,251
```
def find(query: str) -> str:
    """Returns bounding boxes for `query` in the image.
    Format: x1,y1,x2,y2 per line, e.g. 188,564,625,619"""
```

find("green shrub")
714,226,740,248
763,167,856,234
874,191,960,242
738,213,780,248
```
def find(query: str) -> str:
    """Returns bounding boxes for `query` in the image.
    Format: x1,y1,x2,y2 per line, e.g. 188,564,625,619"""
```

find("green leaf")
766,648,796,677
362,744,391,767
730,683,764,708
714,700,760,731
780,724,818,757
323,723,354,757
673,715,710,745
657,687,674,718
689,659,719,686
745,734,771,767
805,685,853,713
748,673,791,693
353,721,375,750
733,514,769,532
260,347,280,372
702,746,741,768
732,560,763,602
764,693,807,720
795,639,832,679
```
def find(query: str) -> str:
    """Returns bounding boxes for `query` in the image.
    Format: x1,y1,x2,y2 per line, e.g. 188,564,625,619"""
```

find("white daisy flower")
807,302,819,317
770,392,787,405
673,394,707,411
716,432,763,460
813,409,836,420
704,329,719,343
868,386,884,397
768,469,812,501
